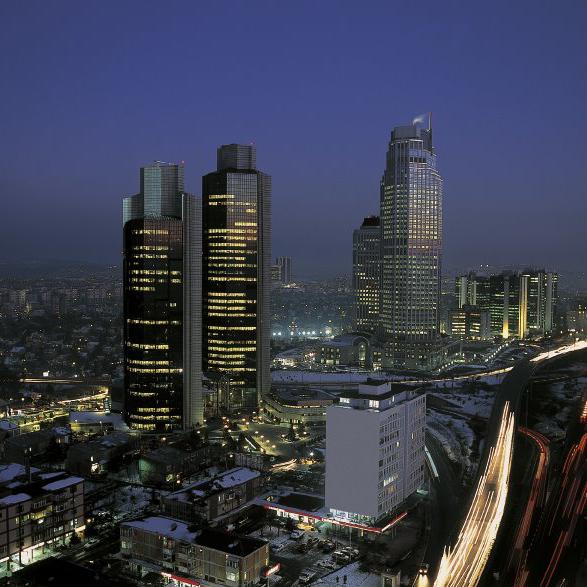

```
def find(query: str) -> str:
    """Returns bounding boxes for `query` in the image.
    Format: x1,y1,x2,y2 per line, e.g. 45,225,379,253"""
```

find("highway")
272,340,587,388
522,391,587,586
433,401,516,587
505,427,550,584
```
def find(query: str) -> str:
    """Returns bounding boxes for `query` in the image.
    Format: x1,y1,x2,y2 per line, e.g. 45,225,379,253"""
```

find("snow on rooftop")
170,467,260,500
42,476,84,492
123,516,197,543
271,370,392,385
0,493,31,506
69,411,128,431
0,463,39,484
0,421,18,431
213,467,259,489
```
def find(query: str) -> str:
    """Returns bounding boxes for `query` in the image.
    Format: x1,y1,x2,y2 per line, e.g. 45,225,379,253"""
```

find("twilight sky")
1,0,586,278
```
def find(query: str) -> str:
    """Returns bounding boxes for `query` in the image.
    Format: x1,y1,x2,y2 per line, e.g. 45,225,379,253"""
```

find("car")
299,571,317,584
271,543,286,553
290,529,304,540
419,563,430,575
333,550,350,563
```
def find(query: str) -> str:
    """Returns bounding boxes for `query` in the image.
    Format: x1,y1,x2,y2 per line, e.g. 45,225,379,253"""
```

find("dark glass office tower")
380,117,443,369
276,256,292,284
353,215,381,332
202,145,271,412
123,162,202,432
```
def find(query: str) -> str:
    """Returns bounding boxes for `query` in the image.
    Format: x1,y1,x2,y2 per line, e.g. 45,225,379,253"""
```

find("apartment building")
120,516,269,587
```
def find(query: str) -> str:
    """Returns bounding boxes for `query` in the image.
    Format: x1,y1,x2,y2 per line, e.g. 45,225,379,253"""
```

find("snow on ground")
534,374,587,440
428,388,494,419
427,410,476,473
427,372,506,389
114,485,153,516
271,371,401,385
315,562,380,586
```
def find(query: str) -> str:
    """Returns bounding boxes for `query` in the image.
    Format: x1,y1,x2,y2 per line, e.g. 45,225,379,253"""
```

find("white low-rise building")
325,381,425,524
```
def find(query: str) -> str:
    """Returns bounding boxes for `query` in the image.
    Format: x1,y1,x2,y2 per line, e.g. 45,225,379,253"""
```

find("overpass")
21,376,110,389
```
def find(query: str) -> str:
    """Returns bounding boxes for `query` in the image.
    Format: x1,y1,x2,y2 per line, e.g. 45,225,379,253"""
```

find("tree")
69,532,81,546
285,517,295,533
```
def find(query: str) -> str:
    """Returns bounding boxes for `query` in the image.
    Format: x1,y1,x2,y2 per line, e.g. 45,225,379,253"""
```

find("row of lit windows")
127,367,182,374
208,309,255,316
125,342,170,350
127,319,181,325
131,229,169,235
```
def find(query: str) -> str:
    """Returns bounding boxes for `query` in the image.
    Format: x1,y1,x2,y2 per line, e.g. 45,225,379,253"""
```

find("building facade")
120,516,270,587
202,145,271,412
0,472,84,565
275,256,292,284
318,334,371,367
261,387,335,427
123,161,203,432
380,118,443,369
162,467,262,523
352,215,381,332
325,382,426,523
455,269,558,338
448,305,491,340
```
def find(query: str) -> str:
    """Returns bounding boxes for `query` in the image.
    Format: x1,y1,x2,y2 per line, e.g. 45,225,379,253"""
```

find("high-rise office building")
275,256,292,284
448,305,491,340
202,144,271,412
522,269,558,335
352,215,381,332
455,269,558,338
325,382,426,523
123,162,203,432
380,117,443,369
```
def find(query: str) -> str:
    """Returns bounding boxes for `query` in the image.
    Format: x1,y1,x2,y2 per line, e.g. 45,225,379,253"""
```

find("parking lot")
252,524,363,585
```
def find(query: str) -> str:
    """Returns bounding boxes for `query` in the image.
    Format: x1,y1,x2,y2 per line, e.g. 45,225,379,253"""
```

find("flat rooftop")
272,387,336,405
341,382,421,402
123,516,266,556
277,492,324,512
166,467,260,502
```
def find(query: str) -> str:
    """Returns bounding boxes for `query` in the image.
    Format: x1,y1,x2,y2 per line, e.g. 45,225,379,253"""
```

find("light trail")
433,402,516,587
425,446,440,480
509,428,550,585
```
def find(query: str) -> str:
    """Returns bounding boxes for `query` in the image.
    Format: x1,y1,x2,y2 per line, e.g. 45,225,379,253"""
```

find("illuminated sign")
263,563,281,577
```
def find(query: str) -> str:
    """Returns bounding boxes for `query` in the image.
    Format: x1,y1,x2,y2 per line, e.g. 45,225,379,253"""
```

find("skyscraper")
352,215,381,332
122,161,203,432
275,256,292,284
202,144,271,412
325,382,426,523
380,117,443,369
455,269,558,338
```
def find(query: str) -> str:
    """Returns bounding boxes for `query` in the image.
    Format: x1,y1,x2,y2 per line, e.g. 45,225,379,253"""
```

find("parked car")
290,530,304,540
299,570,317,585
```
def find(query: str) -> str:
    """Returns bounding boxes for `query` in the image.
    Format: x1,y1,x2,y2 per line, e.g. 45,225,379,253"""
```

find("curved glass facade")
380,123,443,369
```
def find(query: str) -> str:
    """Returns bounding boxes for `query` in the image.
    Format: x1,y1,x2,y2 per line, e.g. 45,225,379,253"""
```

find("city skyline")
1,1,587,277
1,3,586,586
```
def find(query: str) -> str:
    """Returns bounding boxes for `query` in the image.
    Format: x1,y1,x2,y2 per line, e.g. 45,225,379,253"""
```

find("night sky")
1,1,586,278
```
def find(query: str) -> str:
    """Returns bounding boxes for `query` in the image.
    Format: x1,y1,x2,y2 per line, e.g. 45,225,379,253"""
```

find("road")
432,359,533,587
502,427,550,584
421,433,462,578
522,391,587,586
273,341,587,388
433,401,516,587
